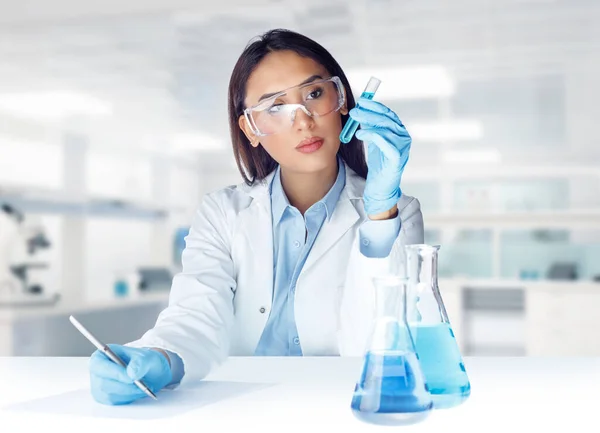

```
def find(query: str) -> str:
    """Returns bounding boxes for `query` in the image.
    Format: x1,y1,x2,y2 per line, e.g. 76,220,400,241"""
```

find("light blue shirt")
164,158,401,382
254,158,401,355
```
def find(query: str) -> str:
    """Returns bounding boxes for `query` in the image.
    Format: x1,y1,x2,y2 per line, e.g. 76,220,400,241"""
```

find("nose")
291,105,314,130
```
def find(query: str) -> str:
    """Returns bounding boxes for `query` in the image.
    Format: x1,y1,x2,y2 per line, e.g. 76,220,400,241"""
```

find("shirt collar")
270,156,346,225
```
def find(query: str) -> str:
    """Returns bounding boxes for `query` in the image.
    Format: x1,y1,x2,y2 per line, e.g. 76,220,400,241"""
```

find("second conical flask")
405,244,471,409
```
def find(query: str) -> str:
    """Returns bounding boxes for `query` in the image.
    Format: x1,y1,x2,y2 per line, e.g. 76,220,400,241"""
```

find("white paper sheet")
2,380,273,420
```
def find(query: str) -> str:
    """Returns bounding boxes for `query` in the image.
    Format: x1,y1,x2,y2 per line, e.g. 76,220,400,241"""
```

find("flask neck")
406,245,449,325
407,247,439,288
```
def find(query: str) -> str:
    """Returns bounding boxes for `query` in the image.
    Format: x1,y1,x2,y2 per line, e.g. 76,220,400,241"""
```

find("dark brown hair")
228,28,368,185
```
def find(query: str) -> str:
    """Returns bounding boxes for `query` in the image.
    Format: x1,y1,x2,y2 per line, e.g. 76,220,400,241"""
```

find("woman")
88,28,424,405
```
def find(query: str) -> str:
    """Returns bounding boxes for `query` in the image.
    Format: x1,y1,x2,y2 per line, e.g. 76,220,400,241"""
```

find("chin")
295,159,331,174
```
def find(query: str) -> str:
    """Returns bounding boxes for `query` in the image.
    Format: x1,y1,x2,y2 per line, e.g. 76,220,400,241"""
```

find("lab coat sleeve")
338,195,424,356
125,192,236,386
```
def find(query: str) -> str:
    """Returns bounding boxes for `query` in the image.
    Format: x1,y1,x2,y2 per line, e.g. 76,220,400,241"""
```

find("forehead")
244,50,330,106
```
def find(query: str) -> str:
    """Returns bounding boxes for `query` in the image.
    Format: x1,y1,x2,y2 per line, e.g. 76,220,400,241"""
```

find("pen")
69,315,158,401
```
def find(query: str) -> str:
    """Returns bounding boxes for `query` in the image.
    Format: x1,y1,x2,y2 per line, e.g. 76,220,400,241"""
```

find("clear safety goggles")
243,76,346,137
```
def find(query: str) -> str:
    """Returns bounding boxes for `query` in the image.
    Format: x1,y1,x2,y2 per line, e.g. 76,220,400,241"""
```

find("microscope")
0,203,56,305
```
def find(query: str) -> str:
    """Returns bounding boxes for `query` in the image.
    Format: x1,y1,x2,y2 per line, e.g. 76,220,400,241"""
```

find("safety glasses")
243,76,346,137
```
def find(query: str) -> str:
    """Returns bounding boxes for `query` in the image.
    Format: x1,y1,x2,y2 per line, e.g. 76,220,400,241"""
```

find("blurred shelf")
425,209,600,229
0,183,186,219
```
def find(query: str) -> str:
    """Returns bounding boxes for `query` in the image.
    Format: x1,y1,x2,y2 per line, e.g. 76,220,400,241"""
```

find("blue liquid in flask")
340,91,375,144
351,350,433,426
412,323,471,408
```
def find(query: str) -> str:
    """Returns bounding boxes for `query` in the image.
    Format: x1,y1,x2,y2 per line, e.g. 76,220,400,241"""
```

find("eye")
307,87,323,99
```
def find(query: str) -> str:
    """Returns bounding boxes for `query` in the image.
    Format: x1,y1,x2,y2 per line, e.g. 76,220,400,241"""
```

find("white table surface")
0,356,598,432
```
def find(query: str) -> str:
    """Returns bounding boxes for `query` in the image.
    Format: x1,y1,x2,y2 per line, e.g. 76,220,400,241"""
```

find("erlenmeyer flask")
351,275,433,426
405,244,471,409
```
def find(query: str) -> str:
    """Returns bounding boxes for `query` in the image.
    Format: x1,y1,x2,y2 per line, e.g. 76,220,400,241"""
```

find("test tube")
339,76,381,144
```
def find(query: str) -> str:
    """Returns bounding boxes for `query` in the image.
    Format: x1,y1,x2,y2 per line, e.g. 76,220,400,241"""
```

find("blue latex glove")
89,344,172,405
349,98,412,216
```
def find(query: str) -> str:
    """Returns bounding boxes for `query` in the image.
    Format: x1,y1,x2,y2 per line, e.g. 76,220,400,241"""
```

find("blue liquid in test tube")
340,76,381,144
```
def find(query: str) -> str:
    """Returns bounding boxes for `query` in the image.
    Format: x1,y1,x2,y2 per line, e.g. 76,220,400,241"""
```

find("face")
238,50,348,175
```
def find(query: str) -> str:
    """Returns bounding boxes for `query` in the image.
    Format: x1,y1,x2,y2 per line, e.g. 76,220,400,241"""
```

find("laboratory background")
0,0,599,359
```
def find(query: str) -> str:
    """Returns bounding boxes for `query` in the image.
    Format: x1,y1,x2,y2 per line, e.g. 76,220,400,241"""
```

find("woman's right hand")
89,344,172,405
349,98,412,217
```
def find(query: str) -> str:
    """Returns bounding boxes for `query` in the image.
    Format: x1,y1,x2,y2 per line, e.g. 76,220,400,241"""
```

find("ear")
238,114,260,148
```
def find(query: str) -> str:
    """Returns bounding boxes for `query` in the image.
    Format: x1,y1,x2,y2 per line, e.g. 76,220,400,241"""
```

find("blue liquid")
411,323,471,409
340,91,376,143
351,350,433,426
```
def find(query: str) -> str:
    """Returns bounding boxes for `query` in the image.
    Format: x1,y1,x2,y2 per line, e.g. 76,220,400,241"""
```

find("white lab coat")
127,162,424,385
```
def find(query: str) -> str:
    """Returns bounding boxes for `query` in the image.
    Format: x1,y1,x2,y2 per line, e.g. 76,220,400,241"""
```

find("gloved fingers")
91,382,146,406
355,128,400,166
105,343,135,362
89,350,133,383
90,373,147,406
351,98,409,131
356,98,399,120
92,375,148,400
388,128,411,168
126,350,157,381
360,127,411,172
398,143,411,172
349,107,401,133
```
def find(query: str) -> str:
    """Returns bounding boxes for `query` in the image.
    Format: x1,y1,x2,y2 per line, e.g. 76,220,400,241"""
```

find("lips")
296,136,324,154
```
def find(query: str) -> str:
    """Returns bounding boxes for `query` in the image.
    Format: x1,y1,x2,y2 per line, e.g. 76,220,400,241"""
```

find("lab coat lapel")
302,165,366,273
242,199,273,263
238,175,275,297
302,188,361,273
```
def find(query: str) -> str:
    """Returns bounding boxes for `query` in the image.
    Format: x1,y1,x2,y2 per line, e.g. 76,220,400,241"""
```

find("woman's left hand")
349,98,412,218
